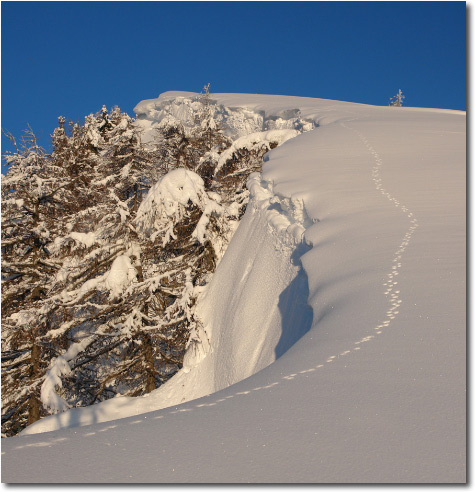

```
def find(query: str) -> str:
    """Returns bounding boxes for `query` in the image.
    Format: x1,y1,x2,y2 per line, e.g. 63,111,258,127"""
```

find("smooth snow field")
2,93,466,483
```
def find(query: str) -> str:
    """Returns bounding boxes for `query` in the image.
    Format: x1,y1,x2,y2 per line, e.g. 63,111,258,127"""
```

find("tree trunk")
27,395,40,425
144,333,156,393
27,343,41,424
133,183,138,213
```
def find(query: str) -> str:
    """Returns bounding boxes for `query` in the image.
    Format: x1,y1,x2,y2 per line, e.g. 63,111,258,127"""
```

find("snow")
69,231,96,248
2,92,465,483
60,254,137,304
103,255,137,299
191,199,221,244
40,356,71,413
214,129,299,172
136,168,206,244
136,167,222,246
134,91,315,144
139,168,206,214
40,338,92,413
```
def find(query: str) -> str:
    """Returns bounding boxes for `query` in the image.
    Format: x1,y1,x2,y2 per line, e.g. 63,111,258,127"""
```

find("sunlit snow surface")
2,93,465,483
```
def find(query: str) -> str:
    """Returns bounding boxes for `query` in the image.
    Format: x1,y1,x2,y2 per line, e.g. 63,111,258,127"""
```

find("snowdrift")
3,93,465,483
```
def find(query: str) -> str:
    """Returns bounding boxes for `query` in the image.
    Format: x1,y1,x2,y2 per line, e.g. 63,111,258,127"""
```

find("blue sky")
1,1,466,154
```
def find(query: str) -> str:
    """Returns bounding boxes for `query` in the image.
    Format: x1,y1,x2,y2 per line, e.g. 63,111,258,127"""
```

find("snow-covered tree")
193,84,232,188
389,89,405,107
96,107,160,213
35,107,165,409
1,127,75,435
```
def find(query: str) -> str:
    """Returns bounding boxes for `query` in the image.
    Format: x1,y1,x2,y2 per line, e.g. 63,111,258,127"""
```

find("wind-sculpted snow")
134,92,315,144
4,93,465,483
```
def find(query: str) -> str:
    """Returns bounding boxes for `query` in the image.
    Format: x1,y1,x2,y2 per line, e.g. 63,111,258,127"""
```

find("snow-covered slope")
2,93,465,483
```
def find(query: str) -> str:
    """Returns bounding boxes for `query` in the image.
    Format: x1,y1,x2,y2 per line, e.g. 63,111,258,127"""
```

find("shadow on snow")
275,242,313,359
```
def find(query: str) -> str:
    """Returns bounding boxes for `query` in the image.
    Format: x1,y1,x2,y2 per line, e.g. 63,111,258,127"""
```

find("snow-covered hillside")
2,92,465,483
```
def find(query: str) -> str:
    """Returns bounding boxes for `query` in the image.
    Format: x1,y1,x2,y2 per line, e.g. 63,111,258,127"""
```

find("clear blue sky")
1,1,466,154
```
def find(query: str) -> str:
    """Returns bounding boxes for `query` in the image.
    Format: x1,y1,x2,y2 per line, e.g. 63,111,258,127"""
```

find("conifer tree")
389,89,405,107
1,127,74,435
189,85,231,190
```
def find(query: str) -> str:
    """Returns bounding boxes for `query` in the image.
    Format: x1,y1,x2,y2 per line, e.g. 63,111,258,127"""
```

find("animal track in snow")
341,120,419,346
